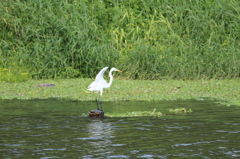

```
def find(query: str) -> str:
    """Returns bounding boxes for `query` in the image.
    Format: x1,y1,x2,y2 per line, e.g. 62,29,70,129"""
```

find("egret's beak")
117,69,122,72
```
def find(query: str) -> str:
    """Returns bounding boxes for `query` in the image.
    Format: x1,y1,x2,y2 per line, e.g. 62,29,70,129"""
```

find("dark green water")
0,99,240,158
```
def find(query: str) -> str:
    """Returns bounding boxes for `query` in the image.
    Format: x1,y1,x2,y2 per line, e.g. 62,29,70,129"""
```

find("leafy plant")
1,0,240,80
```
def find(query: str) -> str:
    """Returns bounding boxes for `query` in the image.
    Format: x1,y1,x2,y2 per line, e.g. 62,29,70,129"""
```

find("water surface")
0,99,240,158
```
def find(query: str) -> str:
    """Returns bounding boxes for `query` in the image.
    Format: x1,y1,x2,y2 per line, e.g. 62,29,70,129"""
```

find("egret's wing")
88,81,95,89
88,78,108,91
95,67,108,81
88,67,108,91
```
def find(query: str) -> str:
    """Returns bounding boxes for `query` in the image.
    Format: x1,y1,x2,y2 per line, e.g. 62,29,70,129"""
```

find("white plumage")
88,67,122,110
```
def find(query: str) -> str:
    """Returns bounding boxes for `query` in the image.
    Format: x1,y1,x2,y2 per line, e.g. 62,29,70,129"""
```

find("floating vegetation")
105,108,162,117
169,108,192,113
82,108,163,117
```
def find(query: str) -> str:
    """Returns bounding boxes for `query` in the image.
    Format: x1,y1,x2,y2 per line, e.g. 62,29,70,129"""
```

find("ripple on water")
0,99,240,158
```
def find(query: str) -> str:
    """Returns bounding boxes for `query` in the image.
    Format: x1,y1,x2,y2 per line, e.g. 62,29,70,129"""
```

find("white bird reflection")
85,119,116,156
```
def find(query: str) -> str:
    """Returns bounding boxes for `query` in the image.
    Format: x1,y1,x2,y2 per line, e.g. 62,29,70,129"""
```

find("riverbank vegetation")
1,0,240,81
1,1,240,107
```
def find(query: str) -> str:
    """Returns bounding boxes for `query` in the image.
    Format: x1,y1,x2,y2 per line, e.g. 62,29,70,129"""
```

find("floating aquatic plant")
82,108,163,117
105,108,162,117
169,108,192,113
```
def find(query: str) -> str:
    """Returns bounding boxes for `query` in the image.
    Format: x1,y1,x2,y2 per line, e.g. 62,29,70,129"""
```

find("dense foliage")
1,0,240,81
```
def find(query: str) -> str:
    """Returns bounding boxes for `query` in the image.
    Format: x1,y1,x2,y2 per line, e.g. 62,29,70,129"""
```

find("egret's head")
112,67,122,72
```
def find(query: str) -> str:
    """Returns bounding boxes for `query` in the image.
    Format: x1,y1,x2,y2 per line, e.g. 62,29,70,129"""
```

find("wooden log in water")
88,109,104,117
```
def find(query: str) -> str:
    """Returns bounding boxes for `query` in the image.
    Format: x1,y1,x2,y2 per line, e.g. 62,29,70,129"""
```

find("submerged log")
88,109,104,117
35,84,55,87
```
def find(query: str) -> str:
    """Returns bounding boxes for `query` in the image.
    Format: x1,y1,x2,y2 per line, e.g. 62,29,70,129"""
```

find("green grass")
0,78,239,106
1,0,240,80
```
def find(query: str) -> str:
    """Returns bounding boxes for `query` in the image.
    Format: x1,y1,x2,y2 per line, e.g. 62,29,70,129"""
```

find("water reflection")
0,99,240,158
80,119,115,157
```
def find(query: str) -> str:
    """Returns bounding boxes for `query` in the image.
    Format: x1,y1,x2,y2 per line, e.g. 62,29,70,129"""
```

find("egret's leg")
100,95,103,111
96,93,100,110
100,90,103,111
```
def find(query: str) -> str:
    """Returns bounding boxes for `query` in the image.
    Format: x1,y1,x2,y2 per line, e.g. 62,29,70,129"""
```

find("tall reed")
0,0,239,81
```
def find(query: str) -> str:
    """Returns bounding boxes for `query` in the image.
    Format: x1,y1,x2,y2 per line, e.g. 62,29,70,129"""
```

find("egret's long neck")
106,70,114,88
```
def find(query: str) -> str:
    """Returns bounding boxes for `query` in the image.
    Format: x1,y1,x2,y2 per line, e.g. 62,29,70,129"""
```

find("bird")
88,67,122,111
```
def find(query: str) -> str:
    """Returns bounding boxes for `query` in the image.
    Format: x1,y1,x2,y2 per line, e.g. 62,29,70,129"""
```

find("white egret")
88,67,122,110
